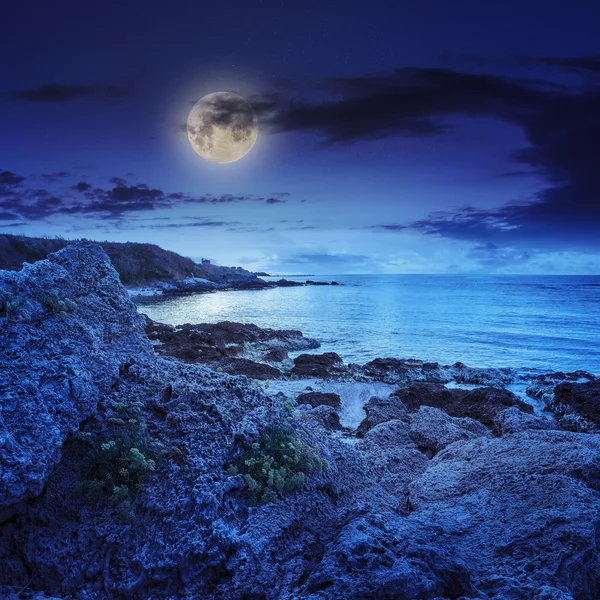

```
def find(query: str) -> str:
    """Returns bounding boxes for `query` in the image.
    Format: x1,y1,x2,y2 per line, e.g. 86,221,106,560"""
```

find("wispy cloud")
8,83,132,103
0,172,292,225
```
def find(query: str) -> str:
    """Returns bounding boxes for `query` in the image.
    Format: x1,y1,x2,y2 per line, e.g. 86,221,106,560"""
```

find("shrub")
41,290,77,314
228,424,322,505
0,292,19,318
72,424,158,511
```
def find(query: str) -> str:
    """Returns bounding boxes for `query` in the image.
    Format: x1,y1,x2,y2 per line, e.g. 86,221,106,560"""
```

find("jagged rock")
450,361,515,386
0,243,151,509
263,346,288,362
146,319,319,366
408,431,600,598
357,420,430,497
526,370,596,406
408,405,491,454
292,352,345,378
361,358,453,384
493,406,558,435
553,379,600,427
307,405,343,431
355,395,410,437
394,383,533,428
296,392,342,409
275,278,304,287
218,357,282,380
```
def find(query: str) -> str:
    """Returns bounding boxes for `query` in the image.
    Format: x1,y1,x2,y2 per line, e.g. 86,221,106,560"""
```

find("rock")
146,319,319,367
493,406,558,435
450,361,515,386
292,352,345,378
161,277,223,293
307,405,343,431
356,395,410,436
275,278,304,287
263,346,288,362
218,357,282,380
394,382,534,428
302,511,478,599
408,431,600,598
296,391,341,409
408,405,491,454
361,358,453,385
553,380,600,427
0,243,151,509
526,370,595,406
357,420,430,498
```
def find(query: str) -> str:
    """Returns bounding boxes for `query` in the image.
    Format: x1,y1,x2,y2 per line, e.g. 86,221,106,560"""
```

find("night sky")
2,0,600,274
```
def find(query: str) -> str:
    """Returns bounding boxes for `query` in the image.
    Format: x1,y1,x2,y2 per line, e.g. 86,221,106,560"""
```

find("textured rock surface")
146,319,318,376
296,391,342,409
292,352,345,378
393,382,534,428
554,379,600,426
3,244,600,600
0,244,151,509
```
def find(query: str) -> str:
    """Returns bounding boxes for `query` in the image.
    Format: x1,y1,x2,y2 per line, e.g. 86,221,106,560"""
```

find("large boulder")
408,405,491,454
0,243,151,509
292,352,345,378
553,379,600,428
355,394,410,436
393,382,533,428
407,431,600,598
296,391,341,409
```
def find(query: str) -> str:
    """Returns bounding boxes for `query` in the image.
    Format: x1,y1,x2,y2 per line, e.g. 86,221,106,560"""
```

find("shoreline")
143,315,598,433
3,242,600,599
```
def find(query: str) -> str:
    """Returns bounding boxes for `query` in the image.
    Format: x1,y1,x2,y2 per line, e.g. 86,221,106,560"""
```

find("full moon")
187,92,258,164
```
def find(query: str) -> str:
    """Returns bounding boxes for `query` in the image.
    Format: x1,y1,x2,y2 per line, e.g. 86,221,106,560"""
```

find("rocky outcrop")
355,394,410,437
553,379,600,430
218,357,282,380
392,382,533,428
0,243,151,510
292,352,345,378
360,358,515,387
296,391,342,408
357,383,534,436
146,319,319,376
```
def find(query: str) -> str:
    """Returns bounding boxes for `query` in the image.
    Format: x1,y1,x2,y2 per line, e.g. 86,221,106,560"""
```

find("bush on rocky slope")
228,424,323,505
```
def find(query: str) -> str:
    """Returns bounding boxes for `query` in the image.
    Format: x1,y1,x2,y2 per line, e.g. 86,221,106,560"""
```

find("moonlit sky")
1,0,600,274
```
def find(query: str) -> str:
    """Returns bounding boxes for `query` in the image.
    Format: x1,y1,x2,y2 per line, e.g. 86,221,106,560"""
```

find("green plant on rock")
0,292,20,319
41,290,77,314
72,424,158,511
228,424,322,506
41,290,77,313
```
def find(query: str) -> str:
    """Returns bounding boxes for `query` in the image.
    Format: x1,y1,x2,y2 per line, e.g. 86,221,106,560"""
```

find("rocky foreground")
1,244,600,599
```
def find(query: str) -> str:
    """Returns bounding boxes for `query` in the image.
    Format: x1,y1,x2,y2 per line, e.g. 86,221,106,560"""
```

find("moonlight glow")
187,92,258,164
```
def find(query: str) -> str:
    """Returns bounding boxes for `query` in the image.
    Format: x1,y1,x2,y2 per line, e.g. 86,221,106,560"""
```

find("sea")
135,274,600,376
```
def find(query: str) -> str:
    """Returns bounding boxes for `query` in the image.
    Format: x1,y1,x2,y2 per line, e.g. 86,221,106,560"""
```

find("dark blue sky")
1,0,600,273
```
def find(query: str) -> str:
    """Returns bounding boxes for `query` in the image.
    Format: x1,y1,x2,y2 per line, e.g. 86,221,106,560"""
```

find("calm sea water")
136,275,600,375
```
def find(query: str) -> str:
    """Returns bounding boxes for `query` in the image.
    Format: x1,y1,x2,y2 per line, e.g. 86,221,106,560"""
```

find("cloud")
265,197,285,204
466,242,531,270
8,83,132,102
521,55,600,76
287,252,371,266
0,170,291,224
284,61,597,250
0,170,25,187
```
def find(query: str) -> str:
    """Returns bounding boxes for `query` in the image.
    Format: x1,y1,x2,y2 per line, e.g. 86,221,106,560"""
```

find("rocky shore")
2,243,600,599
